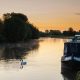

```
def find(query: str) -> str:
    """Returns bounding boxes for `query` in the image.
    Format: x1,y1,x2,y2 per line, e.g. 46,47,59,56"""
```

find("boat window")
65,43,80,57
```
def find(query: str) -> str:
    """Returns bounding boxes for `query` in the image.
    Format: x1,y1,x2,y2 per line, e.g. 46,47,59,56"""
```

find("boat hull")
61,56,80,70
61,61,80,80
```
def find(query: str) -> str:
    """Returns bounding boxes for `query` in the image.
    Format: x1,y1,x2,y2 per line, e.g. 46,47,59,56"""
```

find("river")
0,38,67,80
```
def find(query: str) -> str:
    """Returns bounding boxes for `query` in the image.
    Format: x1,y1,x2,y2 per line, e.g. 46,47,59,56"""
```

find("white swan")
21,60,27,65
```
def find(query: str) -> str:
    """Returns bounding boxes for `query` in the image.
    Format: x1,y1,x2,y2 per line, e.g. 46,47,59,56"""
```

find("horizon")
0,0,80,31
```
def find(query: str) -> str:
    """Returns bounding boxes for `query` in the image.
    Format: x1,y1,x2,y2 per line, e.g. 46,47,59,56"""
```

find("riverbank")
50,35,73,39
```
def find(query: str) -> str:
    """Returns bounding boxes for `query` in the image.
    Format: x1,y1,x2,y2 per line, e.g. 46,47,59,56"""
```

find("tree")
4,17,26,42
11,12,28,22
68,27,74,32
0,19,5,42
3,12,39,42
27,23,39,39
49,30,61,35
0,19,4,34
63,27,76,36
3,12,28,22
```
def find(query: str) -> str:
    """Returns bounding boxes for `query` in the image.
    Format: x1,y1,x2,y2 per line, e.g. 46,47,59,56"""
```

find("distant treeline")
40,27,80,37
0,12,39,43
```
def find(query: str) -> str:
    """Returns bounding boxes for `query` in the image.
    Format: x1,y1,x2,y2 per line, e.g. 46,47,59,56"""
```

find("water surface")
0,38,65,80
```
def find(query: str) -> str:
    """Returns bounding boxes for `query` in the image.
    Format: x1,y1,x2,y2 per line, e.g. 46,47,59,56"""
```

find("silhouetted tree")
3,13,11,20
0,19,4,34
11,12,28,22
45,30,49,33
3,12,39,42
68,27,74,32
3,13,28,22
27,23,39,39
49,30,61,35
4,17,26,42
63,27,76,36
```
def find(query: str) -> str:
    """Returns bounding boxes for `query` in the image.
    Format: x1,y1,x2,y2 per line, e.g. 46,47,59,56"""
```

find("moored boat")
61,35,80,71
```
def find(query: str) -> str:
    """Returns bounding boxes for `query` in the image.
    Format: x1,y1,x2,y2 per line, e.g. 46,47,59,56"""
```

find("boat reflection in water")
61,62,80,80
61,35,80,80
0,40,39,69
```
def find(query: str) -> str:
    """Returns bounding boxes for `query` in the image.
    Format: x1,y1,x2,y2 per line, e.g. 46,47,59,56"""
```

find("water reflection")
0,40,39,60
61,60,80,80
61,65,80,80
0,38,66,80
0,40,39,69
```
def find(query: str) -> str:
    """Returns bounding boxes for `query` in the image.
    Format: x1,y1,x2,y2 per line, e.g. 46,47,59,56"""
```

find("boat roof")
75,35,80,37
66,35,80,43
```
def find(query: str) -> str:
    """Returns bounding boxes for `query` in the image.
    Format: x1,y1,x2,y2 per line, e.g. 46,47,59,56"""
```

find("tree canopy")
0,12,39,43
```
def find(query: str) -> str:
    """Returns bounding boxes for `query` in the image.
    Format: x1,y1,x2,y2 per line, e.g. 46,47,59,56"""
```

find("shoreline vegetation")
0,12,79,43
40,27,80,39
0,12,39,43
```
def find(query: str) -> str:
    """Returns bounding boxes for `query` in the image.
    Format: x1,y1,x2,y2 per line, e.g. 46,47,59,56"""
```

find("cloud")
75,13,80,15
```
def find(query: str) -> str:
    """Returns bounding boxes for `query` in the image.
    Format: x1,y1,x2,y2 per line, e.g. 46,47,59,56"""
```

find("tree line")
0,12,39,43
40,27,80,37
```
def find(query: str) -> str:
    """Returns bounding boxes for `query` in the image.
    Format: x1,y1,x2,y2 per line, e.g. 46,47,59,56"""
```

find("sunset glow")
0,0,80,31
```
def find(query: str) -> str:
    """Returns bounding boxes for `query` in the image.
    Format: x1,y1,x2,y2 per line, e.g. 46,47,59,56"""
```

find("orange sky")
0,0,80,31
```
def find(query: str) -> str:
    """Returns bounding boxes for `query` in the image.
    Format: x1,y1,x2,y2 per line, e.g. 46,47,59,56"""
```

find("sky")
0,0,80,31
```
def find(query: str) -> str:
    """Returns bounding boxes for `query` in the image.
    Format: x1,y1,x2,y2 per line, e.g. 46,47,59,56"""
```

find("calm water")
0,38,66,80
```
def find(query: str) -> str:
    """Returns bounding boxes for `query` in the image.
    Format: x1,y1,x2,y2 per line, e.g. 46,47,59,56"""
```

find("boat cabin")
62,35,80,61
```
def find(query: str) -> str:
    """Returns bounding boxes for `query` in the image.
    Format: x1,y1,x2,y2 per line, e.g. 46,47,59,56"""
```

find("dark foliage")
4,17,26,42
63,27,76,36
40,27,79,37
0,12,39,43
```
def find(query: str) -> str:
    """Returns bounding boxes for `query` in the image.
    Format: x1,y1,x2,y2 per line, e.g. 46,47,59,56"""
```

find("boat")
61,35,80,75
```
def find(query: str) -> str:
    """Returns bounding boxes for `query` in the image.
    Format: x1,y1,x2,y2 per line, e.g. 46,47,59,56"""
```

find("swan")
21,60,27,65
